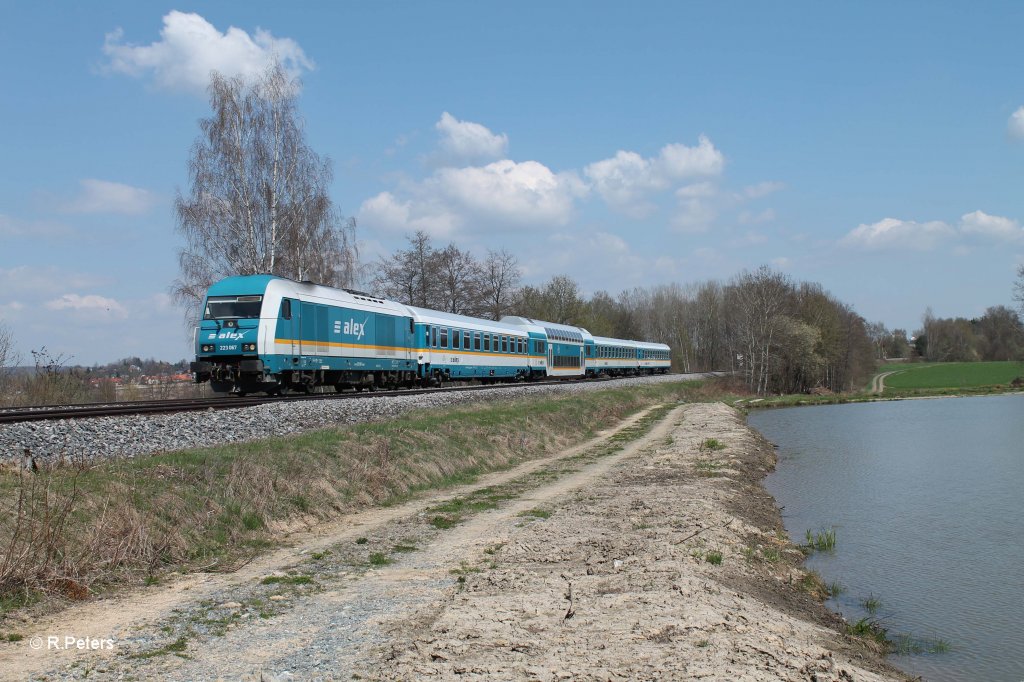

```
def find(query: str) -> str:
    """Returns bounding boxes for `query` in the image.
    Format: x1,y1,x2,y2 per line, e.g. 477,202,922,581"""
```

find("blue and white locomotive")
190,274,671,395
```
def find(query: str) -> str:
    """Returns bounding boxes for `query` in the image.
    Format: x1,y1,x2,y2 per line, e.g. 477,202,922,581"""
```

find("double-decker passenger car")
408,307,535,383
190,275,670,394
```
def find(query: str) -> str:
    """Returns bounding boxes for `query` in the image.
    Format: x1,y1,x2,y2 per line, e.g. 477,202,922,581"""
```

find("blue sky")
2,2,1022,365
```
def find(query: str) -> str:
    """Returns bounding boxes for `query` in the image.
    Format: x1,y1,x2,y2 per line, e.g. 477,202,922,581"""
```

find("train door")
281,298,298,357
300,302,316,356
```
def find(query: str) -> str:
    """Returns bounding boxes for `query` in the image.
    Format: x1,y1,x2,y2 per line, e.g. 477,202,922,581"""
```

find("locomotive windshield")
204,295,263,320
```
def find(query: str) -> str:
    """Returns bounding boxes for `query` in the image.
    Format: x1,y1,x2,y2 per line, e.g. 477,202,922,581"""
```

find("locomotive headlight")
242,343,257,352
201,344,214,353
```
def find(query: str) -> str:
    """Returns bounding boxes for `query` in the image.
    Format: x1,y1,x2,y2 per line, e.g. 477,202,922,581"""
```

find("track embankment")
1,401,906,681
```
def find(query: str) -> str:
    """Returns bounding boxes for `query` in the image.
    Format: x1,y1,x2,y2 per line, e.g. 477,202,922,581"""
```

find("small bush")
700,438,725,451
705,551,723,565
804,527,837,552
368,553,392,566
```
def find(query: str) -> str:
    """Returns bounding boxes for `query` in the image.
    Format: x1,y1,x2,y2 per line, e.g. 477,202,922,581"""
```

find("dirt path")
0,405,665,681
870,370,900,393
5,402,906,681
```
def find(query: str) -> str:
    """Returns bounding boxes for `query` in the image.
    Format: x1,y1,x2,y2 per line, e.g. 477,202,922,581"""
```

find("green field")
876,361,1024,391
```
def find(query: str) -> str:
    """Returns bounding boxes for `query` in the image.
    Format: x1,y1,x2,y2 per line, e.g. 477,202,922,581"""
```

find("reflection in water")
749,394,1024,682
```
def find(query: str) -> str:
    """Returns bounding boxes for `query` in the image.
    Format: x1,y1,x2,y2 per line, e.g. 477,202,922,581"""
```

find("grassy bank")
875,361,1023,394
0,380,701,619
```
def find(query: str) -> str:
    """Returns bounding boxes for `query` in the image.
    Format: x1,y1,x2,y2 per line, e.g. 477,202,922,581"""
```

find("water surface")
749,394,1024,682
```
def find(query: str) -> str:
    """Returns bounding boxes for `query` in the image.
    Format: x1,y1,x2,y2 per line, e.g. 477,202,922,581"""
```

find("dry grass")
0,381,697,620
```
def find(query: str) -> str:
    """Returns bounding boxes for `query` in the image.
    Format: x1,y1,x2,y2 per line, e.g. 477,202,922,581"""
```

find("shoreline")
737,386,1024,411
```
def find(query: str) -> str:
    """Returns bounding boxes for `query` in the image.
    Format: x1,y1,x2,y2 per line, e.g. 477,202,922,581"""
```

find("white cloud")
741,181,785,199
657,136,725,178
840,217,955,250
738,208,776,225
45,294,128,318
0,214,71,239
671,183,717,232
729,230,769,247
959,210,1022,240
0,301,25,318
102,11,313,93
359,191,460,237
433,160,586,226
436,112,508,162
63,179,157,215
0,267,110,296
771,257,792,269
1008,106,1024,140
360,160,587,236
584,136,724,216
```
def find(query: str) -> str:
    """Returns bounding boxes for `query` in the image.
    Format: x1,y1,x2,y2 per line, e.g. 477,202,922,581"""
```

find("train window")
474,333,481,351
440,327,449,348
463,332,470,350
281,299,291,320
432,326,439,348
205,295,263,320
453,330,461,349
484,334,490,352
425,326,431,346
501,336,508,353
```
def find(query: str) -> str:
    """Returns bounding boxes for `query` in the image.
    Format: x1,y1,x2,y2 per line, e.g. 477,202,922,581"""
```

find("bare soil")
0,402,909,681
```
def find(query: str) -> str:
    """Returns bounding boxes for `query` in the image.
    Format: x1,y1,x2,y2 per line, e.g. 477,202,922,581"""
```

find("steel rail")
0,377,620,424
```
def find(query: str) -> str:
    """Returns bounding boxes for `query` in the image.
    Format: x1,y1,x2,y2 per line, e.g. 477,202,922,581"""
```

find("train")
189,274,671,395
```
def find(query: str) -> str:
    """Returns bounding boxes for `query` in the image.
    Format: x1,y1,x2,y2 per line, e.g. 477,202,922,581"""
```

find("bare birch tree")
172,60,357,323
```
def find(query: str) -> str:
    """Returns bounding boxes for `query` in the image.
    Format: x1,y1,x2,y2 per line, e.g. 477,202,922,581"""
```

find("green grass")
129,635,189,660
862,594,882,615
368,552,393,566
517,508,552,519
891,633,952,655
803,527,837,552
847,617,888,646
699,438,725,451
259,575,313,586
705,550,723,565
876,361,1023,391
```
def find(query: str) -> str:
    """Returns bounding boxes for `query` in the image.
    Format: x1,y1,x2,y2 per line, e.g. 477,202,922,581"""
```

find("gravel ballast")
1,374,700,465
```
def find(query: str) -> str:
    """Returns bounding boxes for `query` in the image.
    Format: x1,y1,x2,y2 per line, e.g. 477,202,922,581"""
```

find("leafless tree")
372,231,440,308
975,306,1024,361
1015,264,1024,316
436,244,485,316
172,60,357,324
481,249,521,320
0,321,17,370
725,266,792,394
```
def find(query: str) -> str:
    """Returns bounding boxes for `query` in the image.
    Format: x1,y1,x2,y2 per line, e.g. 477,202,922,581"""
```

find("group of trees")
371,232,520,320
913,305,1024,362
371,240,878,395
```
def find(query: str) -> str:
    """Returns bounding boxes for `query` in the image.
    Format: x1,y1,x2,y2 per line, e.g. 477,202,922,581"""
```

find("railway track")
0,378,617,424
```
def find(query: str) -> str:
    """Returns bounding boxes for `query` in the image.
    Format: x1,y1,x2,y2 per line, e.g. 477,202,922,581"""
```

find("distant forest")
372,232,1024,395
